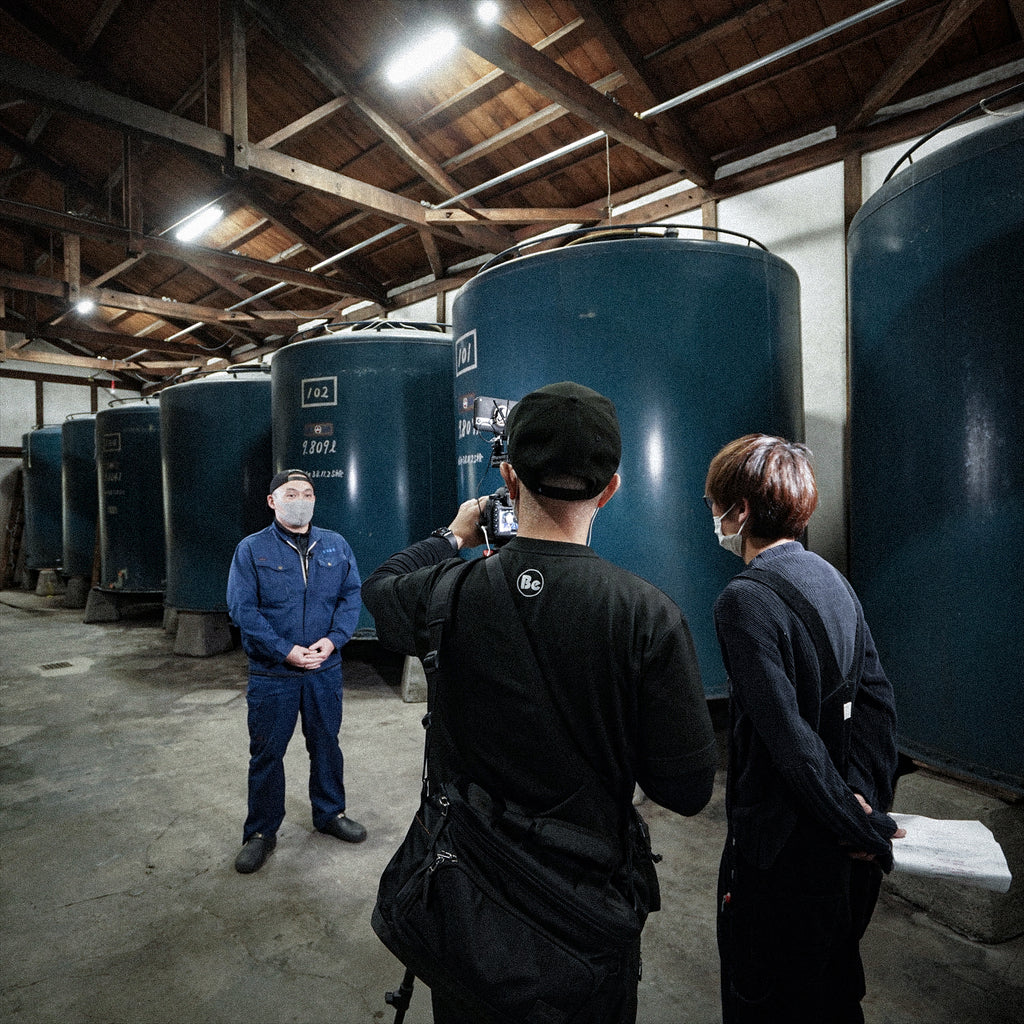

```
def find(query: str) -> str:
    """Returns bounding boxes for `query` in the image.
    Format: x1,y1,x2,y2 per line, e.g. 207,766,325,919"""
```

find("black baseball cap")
506,381,621,501
268,469,313,494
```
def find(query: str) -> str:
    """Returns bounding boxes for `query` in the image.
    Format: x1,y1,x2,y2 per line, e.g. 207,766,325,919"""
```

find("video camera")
472,396,519,547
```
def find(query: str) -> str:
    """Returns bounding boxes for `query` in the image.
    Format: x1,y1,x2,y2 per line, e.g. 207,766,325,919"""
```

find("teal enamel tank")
271,321,457,637
160,366,272,613
848,112,1024,793
452,230,804,698
95,399,166,593
60,414,98,580
21,425,63,572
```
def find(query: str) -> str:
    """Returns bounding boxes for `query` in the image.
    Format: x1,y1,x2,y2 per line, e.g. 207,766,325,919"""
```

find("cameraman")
362,381,717,1023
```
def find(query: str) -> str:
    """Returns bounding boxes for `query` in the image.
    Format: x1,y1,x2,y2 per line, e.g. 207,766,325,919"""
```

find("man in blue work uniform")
227,469,366,874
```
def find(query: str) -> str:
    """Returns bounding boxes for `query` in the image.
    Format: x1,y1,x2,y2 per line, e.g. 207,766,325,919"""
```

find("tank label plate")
455,330,477,376
301,376,338,407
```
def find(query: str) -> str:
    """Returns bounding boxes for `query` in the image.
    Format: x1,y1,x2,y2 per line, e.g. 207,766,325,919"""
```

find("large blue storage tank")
61,413,98,582
452,228,803,697
160,365,272,612
21,425,63,573
848,112,1024,794
95,399,166,593
271,320,457,637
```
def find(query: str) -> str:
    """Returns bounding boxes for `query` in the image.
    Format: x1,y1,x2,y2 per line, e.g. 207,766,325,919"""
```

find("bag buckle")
429,849,457,873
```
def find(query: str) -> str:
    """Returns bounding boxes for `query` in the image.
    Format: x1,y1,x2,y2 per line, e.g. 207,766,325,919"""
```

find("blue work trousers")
243,664,346,841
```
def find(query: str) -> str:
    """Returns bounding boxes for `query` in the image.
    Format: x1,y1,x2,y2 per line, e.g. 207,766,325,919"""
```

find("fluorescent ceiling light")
386,28,458,85
477,2,501,23
175,205,224,242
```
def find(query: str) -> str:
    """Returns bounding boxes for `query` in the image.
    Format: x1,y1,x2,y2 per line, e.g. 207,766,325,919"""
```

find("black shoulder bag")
371,554,658,1024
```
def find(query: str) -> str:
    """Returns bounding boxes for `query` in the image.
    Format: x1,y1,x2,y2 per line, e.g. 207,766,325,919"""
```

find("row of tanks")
17,109,1022,793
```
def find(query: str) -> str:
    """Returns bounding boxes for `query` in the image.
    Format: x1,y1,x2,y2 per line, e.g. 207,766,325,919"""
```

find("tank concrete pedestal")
84,588,121,622
34,569,66,598
401,655,427,703
63,576,90,609
888,770,1023,943
173,611,234,657
83,588,163,623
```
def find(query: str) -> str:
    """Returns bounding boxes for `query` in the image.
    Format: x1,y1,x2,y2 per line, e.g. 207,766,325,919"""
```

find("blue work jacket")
227,521,361,675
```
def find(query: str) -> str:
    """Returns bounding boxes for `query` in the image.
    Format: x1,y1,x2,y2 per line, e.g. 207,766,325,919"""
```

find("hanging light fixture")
385,27,458,85
174,204,224,242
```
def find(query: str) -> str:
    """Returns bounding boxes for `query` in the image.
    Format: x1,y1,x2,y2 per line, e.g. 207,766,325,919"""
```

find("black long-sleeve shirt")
714,541,899,870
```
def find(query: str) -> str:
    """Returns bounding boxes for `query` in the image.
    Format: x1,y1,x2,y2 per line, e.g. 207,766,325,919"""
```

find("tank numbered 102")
301,376,337,408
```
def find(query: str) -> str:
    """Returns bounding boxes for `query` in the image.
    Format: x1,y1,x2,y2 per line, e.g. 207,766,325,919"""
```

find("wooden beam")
418,229,445,279
228,1,250,171
241,0,513,253
0,124,109,212
0,268,275,330
238,191,388,302
1010,0,1024,36
701,192,718,240
646,0,789,68
844,153,863,237
245,145,427,225
845,0,987,131
63,233,81,301
258,96,350,149
0,367,120,388
0,52,432,231
612,77,1024,226
571,0,715,183
455,19,710,183
80,0,125,54
4,346,144,374
0,199,367,298
406,18,587,128
426,208,596,225
443,71,626,173
0,317,220,358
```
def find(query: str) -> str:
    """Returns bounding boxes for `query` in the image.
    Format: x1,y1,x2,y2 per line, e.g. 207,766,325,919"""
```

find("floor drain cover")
40,662,74,671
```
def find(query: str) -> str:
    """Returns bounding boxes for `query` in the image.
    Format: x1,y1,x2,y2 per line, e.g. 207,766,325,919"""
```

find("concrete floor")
1,591,1022,1024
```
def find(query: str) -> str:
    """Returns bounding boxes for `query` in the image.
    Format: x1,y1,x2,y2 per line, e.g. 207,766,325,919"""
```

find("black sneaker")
234,833,276,873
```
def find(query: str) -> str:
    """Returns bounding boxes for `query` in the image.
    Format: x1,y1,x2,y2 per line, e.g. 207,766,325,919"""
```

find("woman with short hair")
706,434,903,1024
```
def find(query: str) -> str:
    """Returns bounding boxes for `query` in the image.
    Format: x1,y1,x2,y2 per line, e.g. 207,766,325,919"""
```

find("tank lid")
287,318,453,346
478,223,770,273
851,106,1024,236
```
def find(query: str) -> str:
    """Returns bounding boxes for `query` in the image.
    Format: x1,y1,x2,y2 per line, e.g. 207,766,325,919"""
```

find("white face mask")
277,498,315,529
713,504,745,558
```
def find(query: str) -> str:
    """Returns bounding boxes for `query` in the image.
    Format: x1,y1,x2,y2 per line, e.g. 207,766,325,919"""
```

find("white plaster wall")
384,293,451,325
716,165,849,567
1,357,133,449
0,358,139,574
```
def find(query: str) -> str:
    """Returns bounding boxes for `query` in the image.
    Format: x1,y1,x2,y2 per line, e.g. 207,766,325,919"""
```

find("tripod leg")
384,967,416,1023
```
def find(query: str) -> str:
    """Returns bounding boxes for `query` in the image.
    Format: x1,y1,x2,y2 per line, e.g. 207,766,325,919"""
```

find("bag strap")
420,556,477,798
735,564,865,771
